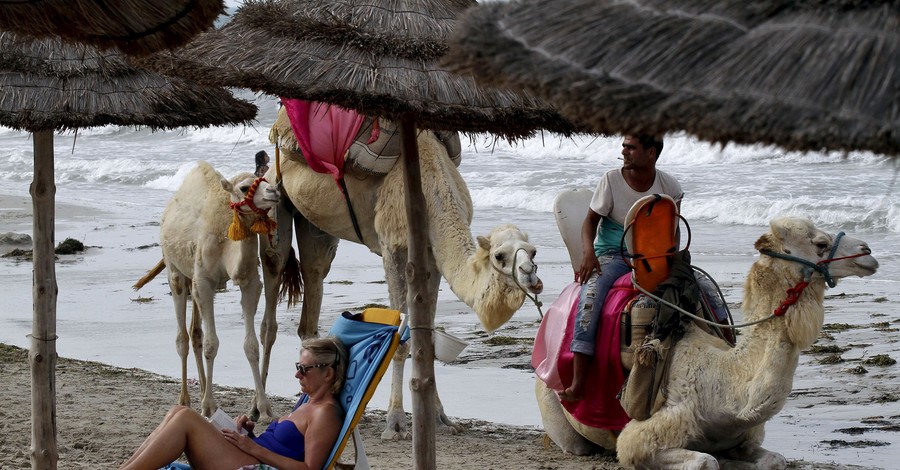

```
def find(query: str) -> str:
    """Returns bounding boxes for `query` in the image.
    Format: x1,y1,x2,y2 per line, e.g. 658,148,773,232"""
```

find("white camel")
538,217,878,469
259,108,544,439
134,161,281,419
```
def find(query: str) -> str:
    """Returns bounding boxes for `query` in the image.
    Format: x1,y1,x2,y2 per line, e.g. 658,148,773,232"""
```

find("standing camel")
259,109,544,439
134,161,282,419
537,217,878,469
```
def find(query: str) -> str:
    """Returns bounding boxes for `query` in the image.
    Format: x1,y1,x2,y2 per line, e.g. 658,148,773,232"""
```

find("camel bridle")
631,231,871,330
229,177,271,217
227,177,277,241
760,231,870,316
508,248,543,318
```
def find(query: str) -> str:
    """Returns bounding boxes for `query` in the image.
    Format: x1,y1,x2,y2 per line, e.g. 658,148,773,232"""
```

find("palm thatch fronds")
135,0,578,139
0,0,225,56
0,31,257,132
445,0,900,156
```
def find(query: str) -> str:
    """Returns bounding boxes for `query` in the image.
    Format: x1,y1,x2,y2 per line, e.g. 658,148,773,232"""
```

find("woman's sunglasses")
295,362,330,376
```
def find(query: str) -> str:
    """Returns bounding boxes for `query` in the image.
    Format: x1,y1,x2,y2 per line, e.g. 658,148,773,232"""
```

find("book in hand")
208,408,249,436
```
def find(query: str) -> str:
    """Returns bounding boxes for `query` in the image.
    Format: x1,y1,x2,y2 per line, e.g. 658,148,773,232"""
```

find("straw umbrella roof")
444,0,900,156
134,0,578,139
0,31,257,132
0,0,226,56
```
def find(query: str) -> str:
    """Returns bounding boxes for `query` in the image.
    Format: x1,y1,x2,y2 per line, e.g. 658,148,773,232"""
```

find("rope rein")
510,248,543,318
631,273,776,330
634,231,867,329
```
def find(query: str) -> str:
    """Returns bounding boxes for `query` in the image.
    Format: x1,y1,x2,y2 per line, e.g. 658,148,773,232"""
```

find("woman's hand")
222,428,257,454
234,414,255,434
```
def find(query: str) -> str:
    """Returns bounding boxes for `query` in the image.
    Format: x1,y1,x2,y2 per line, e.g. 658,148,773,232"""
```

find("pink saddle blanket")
532,274,637,430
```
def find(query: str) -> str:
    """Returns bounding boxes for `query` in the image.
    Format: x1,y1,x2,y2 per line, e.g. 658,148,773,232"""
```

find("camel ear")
753,217,790,251
220,177,234,193
477,235,491,251
754,233,777,252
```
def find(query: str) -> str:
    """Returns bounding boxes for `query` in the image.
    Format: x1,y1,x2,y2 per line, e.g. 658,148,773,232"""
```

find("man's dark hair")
255,150,268,168
637,134,664,157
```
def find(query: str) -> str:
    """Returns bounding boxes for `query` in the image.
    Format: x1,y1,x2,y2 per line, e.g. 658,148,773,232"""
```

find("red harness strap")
774,281,809,316
229,178,270,216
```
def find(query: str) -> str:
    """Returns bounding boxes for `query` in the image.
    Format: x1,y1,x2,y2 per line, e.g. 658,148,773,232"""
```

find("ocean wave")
472,132,893,168
683,195,900,233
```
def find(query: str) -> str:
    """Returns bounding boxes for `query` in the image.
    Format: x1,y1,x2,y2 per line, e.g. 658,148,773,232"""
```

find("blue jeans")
570,251,630,355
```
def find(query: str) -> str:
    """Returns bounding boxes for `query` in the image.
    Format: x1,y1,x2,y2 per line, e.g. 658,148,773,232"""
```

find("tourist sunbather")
118,337,348,470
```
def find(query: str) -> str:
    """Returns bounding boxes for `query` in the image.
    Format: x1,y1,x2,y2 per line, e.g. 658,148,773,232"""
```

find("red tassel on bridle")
228,177,276,241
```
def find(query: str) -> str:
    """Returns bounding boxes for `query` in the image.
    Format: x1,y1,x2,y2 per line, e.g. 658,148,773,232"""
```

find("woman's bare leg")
118,405,258,470
120,405,187,467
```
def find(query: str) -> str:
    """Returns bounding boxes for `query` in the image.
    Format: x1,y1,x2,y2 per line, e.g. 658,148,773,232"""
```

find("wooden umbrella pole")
400,118,437,469
30,129,58,470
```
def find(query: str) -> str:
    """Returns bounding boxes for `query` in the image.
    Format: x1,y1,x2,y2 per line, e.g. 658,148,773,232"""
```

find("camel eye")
239,184,251,193
530,249,537,259
494,253,505,262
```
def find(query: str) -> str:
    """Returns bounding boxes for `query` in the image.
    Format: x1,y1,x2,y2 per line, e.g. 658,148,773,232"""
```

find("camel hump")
553,189,594,271
623,194,679,292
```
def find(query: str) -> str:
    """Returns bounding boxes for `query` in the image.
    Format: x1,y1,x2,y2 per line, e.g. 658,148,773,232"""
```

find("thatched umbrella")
135,1,576,466
0,0,226,56
0,31,257,470
134,0,576,139
444,0,900,156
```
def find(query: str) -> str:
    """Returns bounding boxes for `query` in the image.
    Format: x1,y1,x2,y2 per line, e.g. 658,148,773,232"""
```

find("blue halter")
760,231,846,288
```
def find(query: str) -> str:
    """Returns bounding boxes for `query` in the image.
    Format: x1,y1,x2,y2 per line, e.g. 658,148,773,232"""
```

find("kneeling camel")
538,217,878,469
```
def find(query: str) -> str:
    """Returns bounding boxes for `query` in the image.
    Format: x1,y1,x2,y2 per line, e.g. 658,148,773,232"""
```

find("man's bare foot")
558,386,582,402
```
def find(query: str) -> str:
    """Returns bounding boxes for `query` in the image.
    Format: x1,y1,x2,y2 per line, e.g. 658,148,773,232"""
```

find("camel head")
468,224,543,332
755,217,878,285
476,224,544,296
223,173,281,241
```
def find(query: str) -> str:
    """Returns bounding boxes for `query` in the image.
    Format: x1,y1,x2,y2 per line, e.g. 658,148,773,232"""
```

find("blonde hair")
301,336,348,395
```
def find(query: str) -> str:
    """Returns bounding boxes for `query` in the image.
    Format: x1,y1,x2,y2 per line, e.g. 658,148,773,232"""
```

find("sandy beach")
0,343,884,470
1,174,898,469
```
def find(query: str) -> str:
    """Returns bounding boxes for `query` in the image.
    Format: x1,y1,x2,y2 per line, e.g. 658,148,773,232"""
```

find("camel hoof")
437,422,464,435
382,410,410,440
381,429,411,441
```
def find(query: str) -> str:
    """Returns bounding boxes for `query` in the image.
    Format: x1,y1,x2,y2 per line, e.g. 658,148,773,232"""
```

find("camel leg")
189,298,206,403
168,270,192,409
192,277,219,417
380,245,460,439
236,274,273,420
433,388,464,434
421,253,463,434
294,214,338,339
720,438,786,470
534,380,596,455
258,198,296,400
381,246,410,440
635,448,720,470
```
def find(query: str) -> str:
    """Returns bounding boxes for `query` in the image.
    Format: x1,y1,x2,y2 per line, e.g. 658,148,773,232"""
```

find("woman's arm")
295,405,341,470
222,405,341,470
221,429,311,470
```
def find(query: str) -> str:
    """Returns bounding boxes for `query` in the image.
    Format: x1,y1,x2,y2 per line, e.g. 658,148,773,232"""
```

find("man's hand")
576,252,601,284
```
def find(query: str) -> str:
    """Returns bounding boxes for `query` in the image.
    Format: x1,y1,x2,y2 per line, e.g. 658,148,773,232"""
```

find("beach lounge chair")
164,307,407,470
311,307,407,470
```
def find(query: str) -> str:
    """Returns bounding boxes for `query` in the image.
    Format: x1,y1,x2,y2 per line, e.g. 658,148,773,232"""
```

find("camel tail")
133,259,166,290
279,247,303,309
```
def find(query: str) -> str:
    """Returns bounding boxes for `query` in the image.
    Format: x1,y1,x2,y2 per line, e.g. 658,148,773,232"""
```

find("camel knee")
243,336,260,361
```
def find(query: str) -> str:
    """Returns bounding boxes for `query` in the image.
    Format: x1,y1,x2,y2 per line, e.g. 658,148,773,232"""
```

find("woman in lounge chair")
118,337,348,470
